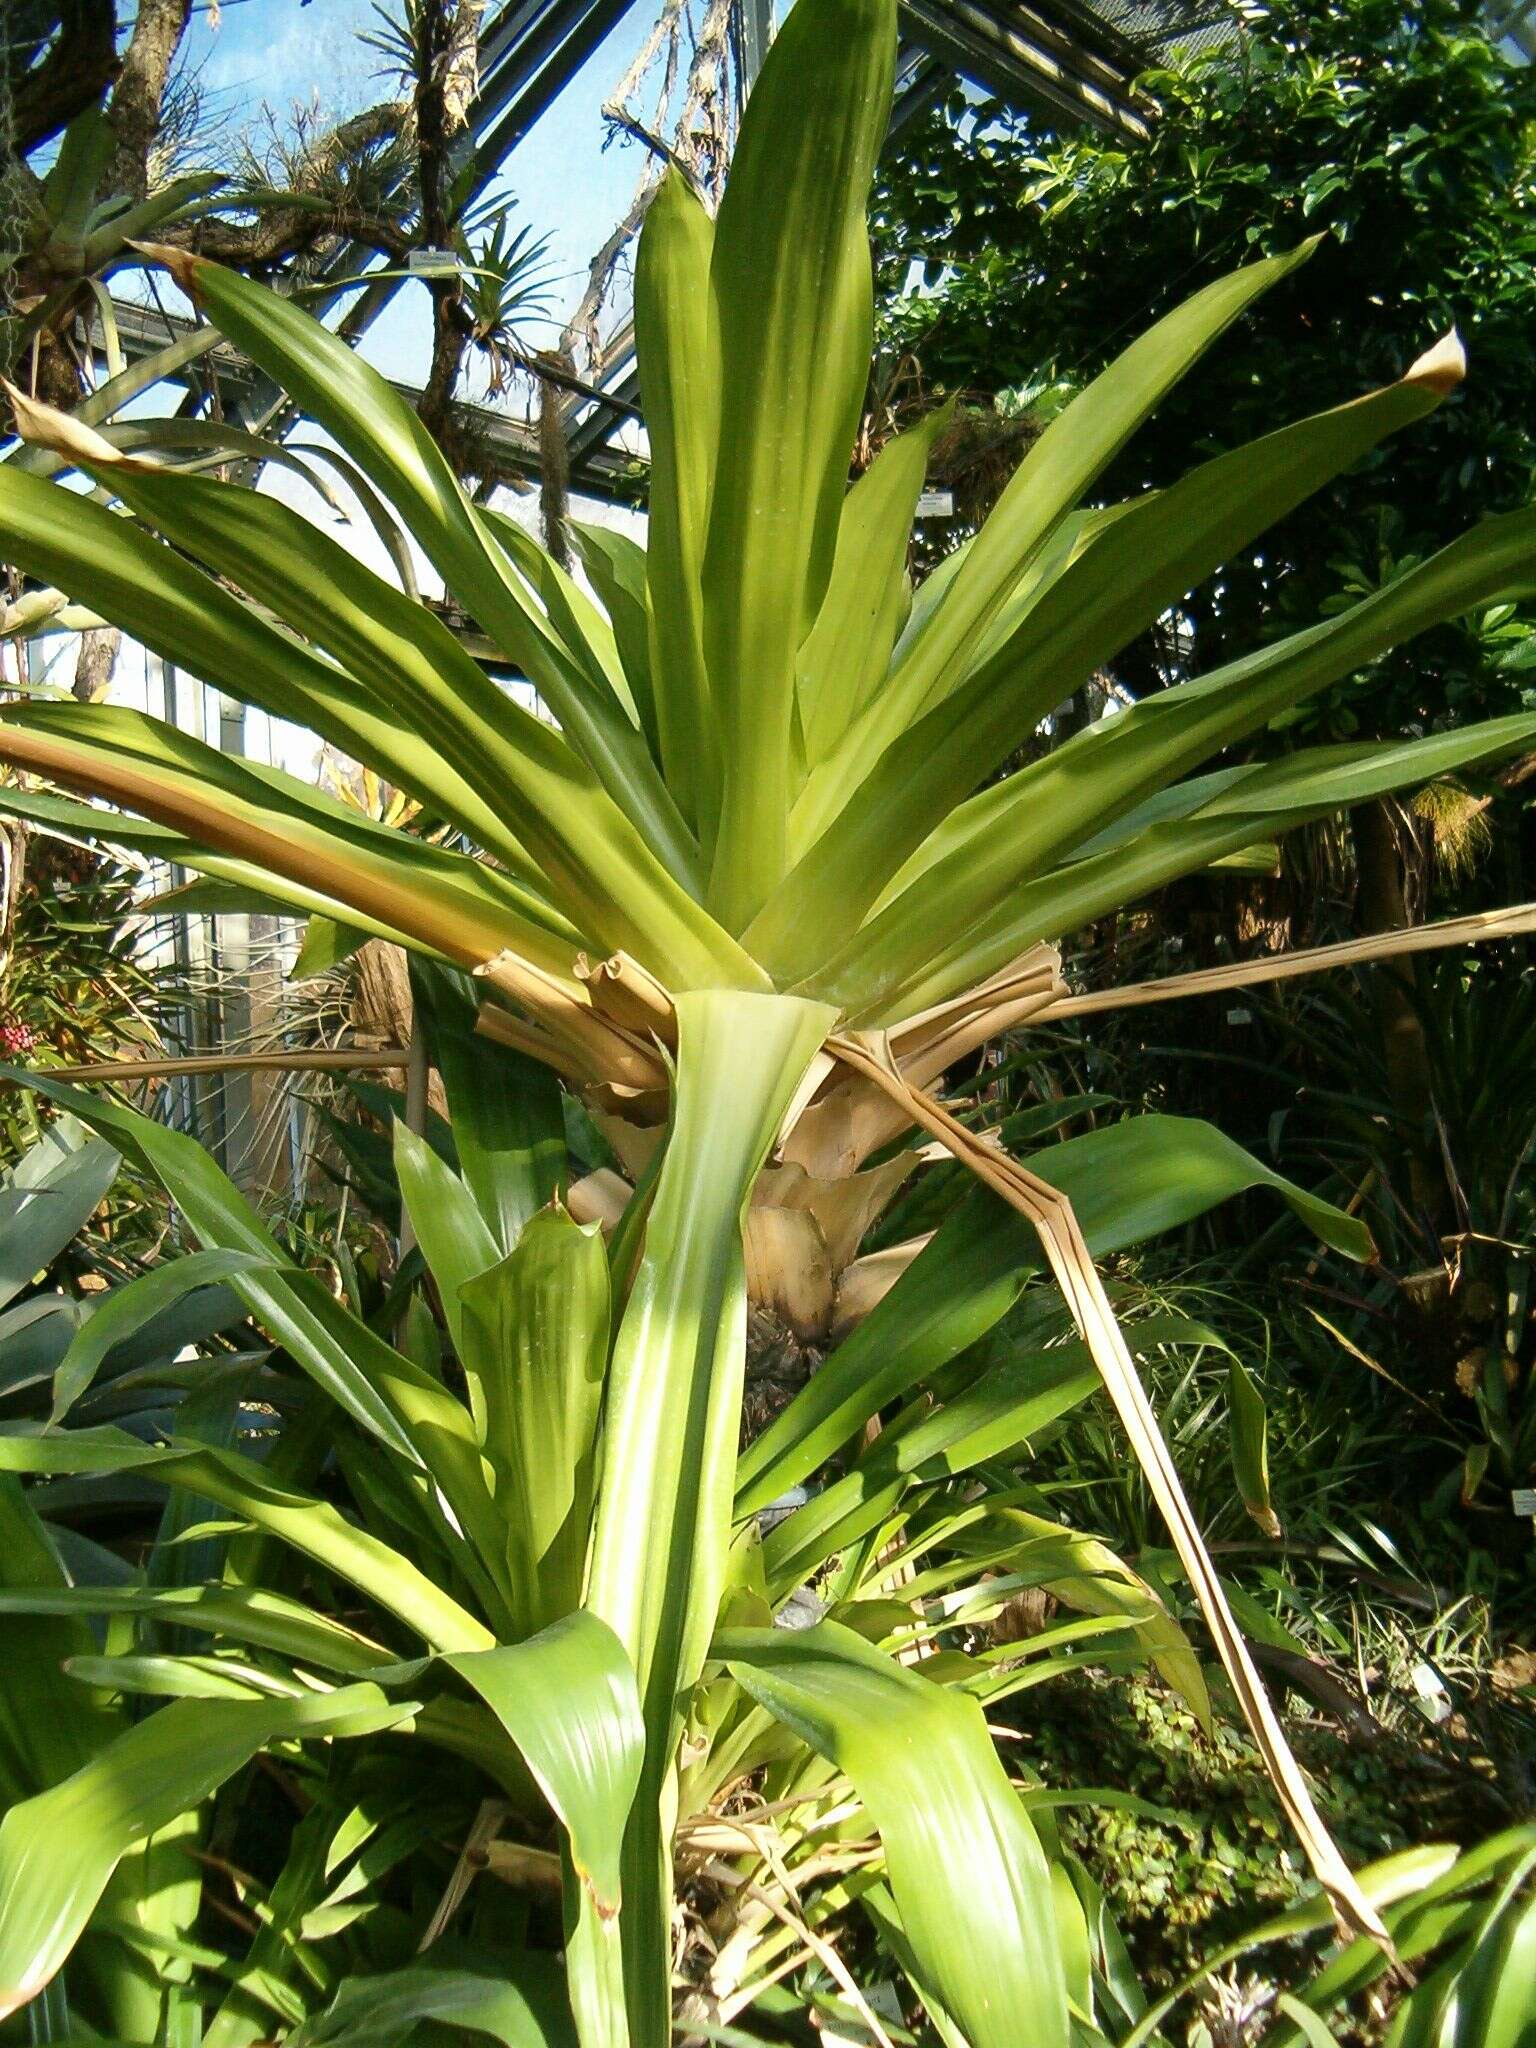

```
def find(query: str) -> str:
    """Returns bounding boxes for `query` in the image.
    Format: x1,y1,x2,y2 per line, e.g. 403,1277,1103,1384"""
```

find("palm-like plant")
4,0,1536,2036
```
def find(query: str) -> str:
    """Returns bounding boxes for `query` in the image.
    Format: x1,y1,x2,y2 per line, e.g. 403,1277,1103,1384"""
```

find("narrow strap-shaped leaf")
759,333,1465,977
50,1248,265,1424
63,458,745,983
0,1478,117,1805
849,493,1536,959
632,173,721,839
0,713,569,979
155,249,696,880
286,1955,575,2048
718,1620,1068,2048
393,1121,500,1360
0,1686,411,2023
701,0,897,926
797,399,954,766
413,962,566,1255
571,522,660,769
0,1585,389,1676
761,1341,1097,1593
459,1209,610,1637
443,1617,644,2048
814,238,1320,796
486,508,642,729
4,1069,511,1610
0,460,557,908
827,710,1536,1020
0,1133,119,1312
0,1429,491,1653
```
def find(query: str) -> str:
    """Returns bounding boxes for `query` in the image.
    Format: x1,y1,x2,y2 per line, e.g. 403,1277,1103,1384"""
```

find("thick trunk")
107,0,193,202
1352,795,1448,1236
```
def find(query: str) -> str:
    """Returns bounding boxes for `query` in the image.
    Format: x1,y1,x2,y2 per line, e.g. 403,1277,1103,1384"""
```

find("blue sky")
181,0,674,388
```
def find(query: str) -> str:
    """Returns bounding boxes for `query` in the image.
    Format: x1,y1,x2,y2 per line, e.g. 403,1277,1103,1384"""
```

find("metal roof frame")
104,1,1204,495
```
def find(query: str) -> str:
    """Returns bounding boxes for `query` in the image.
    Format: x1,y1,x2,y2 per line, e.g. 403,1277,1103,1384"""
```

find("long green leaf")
757,332,1463,976
632,173,721,838
444,1616,643,2048
853,499,1536,969
808,241,1321,810
586,990,833,2044
161,250,698,884
459,1208,610,1637
718,1620,1068,2048
0,1125,119,1312
701,0,897,924
61,458,746,984
393,1121,499,1359
50,1250,264,1425
0,1584,388,1677
0,1428,491,1653
762,1341,1097,1593
286,1956,575,2048
0,1687,412,2023
840,709,1536,1018
797,400,953,766
0,461,571,938
413,963,566,1255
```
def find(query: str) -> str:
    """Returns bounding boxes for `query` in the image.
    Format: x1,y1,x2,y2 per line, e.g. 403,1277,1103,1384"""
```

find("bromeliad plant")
4,0,1536,2033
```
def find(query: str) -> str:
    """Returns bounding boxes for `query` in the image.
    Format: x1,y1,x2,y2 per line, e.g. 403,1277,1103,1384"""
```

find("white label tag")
915,489,955,517
1513,1488,1536,1517
408,247,462,278
1225,1007,1253,1026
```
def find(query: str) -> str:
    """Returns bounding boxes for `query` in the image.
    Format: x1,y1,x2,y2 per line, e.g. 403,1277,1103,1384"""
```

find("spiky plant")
3,0,1536,2037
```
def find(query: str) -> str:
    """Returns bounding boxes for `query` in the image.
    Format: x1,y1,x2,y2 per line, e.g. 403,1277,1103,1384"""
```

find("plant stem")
586,988,835,2045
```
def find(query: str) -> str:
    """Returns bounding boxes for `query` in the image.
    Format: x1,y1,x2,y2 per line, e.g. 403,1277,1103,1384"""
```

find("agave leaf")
701,0,897,924
718,1620,1068,2048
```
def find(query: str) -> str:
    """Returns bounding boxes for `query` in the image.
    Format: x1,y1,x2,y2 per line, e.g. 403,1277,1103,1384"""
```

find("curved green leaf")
718,1620,1068,2048
0,1686,412,2024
